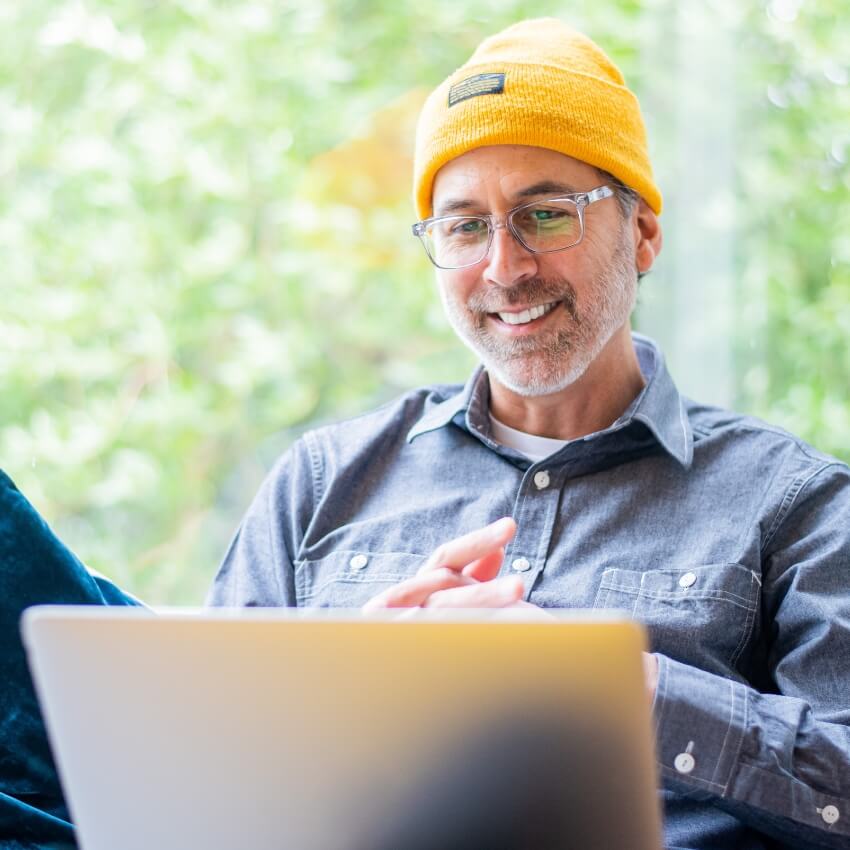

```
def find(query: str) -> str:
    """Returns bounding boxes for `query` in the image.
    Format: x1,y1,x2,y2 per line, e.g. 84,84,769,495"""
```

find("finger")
461,548,504,582
419,517,517,574
362,568,474,611
423,576,525,609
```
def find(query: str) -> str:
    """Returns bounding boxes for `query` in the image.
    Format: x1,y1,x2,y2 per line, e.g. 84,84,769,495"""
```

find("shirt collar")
406,367,485,442
628,333,693,468
407,333,693,469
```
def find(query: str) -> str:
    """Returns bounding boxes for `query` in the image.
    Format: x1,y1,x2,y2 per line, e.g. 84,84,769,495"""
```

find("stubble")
438,229,638,397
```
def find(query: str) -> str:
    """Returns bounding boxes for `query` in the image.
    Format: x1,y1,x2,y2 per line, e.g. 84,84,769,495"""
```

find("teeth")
497,301,558,325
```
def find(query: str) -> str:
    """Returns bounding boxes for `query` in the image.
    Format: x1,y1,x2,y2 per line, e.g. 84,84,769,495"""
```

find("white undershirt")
488,414,570,462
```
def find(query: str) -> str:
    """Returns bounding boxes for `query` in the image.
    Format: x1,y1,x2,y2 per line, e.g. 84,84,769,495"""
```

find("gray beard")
439,233,638,398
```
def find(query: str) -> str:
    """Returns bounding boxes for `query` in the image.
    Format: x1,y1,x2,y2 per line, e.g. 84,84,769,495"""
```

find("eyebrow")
515,180,581,199
433,180,583,216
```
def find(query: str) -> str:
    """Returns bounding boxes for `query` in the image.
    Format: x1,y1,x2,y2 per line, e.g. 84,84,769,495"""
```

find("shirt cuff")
652,653,748,796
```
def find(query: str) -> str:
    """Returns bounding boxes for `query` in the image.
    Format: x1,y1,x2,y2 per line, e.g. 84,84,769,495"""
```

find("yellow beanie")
413,18,662,219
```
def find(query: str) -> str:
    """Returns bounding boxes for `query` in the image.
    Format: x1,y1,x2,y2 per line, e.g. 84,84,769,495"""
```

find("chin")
485,355,593,398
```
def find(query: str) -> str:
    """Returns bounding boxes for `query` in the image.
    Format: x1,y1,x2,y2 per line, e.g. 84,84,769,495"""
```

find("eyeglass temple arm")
581,186,614,205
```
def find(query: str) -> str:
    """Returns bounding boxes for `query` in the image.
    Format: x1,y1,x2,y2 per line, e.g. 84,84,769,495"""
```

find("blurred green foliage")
1,0,847,603
736,1,850,453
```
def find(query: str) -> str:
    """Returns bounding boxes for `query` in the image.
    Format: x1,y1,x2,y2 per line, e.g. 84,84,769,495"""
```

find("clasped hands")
363,517,532,612
363,516,658,700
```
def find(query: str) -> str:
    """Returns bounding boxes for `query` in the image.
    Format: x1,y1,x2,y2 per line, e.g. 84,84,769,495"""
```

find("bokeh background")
2,0,848,604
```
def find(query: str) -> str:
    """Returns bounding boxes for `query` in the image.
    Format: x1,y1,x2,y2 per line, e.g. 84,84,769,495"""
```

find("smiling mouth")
492,301,560,326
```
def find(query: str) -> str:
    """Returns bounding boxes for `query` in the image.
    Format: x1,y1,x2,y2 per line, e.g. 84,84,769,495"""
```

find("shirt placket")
503,460,562,598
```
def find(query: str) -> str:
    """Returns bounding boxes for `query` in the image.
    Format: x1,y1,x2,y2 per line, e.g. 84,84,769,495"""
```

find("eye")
514,203,579,233
531,208,568,222
449,218,487,236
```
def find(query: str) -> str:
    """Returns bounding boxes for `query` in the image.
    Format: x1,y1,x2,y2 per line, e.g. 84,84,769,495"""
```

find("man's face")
431,145,639,398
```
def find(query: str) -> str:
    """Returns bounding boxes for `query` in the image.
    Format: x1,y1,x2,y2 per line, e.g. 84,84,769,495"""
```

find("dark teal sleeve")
0,469,142,849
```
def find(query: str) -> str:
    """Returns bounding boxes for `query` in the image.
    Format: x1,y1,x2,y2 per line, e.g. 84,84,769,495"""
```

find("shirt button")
533,470,550,490
511,557,531,572
674,752,696,775
679,571,697,589
820,805,840,825
349,554,368,571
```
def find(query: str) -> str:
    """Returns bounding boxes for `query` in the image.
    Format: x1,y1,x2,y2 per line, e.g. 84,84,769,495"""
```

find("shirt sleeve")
652,461,850,849
206,438,317,607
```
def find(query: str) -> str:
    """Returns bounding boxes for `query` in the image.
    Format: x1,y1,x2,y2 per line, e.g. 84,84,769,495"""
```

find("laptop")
22,606,663,850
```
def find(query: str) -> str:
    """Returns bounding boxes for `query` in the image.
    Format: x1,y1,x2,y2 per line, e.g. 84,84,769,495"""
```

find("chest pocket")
294,550,427,608
594,563,760,673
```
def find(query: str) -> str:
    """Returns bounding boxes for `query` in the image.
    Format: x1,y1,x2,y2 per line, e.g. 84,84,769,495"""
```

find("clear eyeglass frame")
411,185,614,270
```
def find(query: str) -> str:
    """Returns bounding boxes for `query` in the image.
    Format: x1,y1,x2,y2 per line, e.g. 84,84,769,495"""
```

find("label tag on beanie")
448,73,505,107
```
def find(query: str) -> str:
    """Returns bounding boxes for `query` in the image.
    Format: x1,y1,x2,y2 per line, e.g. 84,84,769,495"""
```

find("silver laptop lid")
22,606,663,850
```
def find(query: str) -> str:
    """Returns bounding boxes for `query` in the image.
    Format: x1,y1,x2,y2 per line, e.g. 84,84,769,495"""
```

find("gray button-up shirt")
209,333,850,850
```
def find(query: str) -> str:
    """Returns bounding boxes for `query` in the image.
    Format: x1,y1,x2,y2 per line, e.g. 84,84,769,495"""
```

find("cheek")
437,270,479,307
582,223,633,267
544,237,610,284
537,252,587,283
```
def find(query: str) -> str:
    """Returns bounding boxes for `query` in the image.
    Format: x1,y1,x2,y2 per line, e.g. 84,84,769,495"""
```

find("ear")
632,200,662,274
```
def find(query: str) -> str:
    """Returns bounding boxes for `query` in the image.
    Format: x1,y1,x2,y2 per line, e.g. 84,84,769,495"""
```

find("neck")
488,327,645,441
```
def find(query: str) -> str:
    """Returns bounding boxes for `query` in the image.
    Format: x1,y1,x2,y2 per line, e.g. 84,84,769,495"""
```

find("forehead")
431,145,600,212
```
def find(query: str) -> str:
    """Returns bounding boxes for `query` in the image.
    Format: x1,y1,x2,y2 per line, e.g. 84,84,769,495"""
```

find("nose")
482,221,538,288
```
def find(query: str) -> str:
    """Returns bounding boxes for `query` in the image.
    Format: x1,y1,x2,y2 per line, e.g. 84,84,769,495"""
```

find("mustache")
466,278,579,322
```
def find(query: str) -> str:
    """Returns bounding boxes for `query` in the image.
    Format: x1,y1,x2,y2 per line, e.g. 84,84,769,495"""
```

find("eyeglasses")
411,185,614,270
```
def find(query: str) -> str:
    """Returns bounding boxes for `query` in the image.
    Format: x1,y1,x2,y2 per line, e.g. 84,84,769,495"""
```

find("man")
209,19,850,850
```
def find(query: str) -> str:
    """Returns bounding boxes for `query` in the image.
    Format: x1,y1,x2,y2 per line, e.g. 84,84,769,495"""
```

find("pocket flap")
295,550,427,606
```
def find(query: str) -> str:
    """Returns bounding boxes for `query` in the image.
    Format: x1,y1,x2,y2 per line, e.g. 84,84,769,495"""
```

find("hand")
363,521,657,691
363,517,527,611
